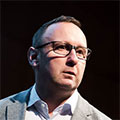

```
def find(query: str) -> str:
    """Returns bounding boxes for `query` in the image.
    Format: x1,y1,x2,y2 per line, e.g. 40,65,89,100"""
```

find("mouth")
63,71,76,76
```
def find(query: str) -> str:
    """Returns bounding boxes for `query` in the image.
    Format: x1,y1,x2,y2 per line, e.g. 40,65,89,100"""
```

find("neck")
36,84,74,114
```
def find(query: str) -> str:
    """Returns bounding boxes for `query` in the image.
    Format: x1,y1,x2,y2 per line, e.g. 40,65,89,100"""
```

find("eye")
54,44,65,50
76,48,86,58
65,44,71,51
77,49,84,54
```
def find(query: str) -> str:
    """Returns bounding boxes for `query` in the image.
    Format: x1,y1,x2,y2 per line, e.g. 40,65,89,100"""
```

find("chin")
56,82,77,92
51,77,78,91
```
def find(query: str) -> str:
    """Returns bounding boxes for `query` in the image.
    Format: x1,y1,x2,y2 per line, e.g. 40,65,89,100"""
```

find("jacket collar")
6,87,32,120
72,94,93,120
6,88,93,120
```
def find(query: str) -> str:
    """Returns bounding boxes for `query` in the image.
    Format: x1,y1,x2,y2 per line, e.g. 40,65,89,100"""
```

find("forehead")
42,22,87,47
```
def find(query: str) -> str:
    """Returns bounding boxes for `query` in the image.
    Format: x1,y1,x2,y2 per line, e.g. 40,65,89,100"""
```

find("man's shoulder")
0,94,16,106
75,94,111,120
0,87,32,109
0,87,32,120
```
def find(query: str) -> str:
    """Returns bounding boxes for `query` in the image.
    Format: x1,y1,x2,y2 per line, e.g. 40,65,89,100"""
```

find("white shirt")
25,84,79,120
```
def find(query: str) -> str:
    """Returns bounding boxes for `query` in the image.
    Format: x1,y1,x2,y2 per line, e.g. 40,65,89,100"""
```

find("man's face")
36,22,87,91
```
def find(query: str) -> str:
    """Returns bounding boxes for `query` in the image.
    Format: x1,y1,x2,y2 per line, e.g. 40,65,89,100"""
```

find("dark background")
1,1,119,119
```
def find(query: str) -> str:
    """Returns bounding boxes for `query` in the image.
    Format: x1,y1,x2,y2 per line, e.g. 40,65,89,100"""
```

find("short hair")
32,15,81,48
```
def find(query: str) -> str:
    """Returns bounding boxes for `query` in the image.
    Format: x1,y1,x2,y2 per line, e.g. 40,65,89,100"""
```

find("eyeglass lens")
53,42,89,60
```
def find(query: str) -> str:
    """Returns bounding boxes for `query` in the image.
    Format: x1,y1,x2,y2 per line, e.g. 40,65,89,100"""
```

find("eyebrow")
65,42,87,49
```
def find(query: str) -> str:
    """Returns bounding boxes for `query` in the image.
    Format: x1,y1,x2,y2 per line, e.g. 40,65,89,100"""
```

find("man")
0,15,111,120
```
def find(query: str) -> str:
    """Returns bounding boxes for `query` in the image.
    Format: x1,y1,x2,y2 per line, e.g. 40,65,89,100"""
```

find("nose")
66,49,78,67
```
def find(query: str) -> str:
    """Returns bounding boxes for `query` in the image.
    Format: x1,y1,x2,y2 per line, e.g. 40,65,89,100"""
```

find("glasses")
35,41,92,60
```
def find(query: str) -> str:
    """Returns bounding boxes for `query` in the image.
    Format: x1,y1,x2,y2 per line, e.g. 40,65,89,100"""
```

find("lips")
63,71,76,76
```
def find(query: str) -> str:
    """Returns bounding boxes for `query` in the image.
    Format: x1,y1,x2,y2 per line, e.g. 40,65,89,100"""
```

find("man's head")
32,15,81,48
28,15,91,96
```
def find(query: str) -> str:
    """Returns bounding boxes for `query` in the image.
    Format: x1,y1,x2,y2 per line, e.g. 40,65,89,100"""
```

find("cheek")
46,58,65,76
77,62,86,80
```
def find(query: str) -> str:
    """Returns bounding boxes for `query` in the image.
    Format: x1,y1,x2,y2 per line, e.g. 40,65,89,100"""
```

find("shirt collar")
64,89,79,114
53,89,78,115
28,84,40,107
28,84,79,114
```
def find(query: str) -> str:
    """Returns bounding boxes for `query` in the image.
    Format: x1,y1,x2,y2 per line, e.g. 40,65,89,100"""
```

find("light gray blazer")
0,87,111,120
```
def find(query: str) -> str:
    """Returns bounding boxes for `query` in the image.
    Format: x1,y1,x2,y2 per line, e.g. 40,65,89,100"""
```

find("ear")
27,47,39,67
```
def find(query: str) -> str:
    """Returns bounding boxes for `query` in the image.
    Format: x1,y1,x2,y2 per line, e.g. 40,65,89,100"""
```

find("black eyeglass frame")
35,41,92,60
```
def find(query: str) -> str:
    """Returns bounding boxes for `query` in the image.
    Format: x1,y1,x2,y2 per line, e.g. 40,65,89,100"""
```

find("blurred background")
0,1,119,119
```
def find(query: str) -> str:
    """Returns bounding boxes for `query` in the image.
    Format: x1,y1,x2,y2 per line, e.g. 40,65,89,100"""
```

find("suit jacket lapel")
71,94,93,120
6,87,32,120
7,102,26,120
